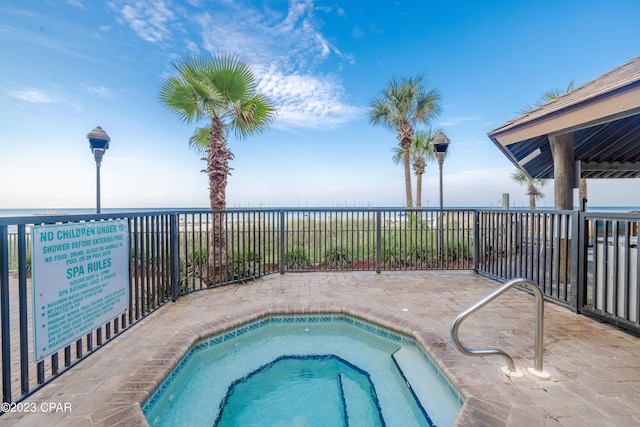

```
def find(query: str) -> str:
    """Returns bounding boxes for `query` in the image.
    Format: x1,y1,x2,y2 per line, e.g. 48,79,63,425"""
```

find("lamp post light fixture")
86,126,110,214
433,131,450,266
433,131,450,211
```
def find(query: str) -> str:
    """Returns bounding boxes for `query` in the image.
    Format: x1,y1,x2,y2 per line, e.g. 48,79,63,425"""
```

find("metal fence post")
376,211,382,273
572,210,584,313
0,225,11,403
279,210,285,274
170,213,180,301
17,225,29,393
473,210,480,272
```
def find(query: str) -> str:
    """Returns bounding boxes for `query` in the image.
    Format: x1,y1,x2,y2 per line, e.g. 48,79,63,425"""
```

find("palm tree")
519,81,575,114
392,129,439,209
511,171,546,210
159,54,276,282
369,74,441,209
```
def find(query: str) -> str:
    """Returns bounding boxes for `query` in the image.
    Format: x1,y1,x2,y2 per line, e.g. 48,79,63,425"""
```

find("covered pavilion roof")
488,56,640,179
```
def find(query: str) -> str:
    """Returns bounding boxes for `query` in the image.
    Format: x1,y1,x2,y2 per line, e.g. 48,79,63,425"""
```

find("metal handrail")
450,277,549,378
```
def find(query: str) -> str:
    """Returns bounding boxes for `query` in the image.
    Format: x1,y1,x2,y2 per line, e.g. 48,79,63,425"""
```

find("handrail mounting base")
500,367,523,378
527,367,551,379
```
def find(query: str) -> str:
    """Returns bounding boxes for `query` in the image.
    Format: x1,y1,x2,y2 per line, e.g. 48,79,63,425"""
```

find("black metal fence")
178,209,473,290
475,209,640,333
475,210,575,307
1,207,639,407
0,208,474,405
0,212,177,408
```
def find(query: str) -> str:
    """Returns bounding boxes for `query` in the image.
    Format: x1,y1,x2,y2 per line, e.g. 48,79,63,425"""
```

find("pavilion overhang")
488,57,640,183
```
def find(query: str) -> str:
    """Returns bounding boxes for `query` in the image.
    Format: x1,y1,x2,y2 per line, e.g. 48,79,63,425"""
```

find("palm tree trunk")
397,121,414,210
206,117,232,284
403,147,413,209
579,178,587,209
416,172,423,210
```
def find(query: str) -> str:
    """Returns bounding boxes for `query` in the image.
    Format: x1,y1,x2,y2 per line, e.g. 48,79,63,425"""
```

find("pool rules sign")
32,220,129,361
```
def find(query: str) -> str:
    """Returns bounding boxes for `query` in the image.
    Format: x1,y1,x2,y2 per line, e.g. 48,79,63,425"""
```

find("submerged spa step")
339,372,385,426
392,347,436,425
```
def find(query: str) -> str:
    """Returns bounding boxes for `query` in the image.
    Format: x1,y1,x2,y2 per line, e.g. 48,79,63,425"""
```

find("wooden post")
549,132,575,284
549,132,575,210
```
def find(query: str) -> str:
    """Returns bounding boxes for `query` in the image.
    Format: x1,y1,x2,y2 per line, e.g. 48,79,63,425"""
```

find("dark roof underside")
510,113,640,179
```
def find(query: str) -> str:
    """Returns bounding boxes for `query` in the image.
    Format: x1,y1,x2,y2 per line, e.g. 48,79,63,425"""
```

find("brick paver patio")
1,271,640,426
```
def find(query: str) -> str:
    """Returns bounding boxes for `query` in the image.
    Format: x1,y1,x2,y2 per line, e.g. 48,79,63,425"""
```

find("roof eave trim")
488,79,640,139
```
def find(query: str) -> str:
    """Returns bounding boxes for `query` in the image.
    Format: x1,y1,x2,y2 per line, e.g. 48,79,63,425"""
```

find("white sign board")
32,220,129,361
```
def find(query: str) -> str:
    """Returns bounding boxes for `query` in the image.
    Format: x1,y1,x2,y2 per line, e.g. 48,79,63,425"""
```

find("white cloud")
114,0,359,130
67,0,85,8
83,85,113,98
8,88,57,103
185,40,199,55
116,0,175,43
280,0,311,34
196,2,335,72
257,71,363,129
195,0,358,129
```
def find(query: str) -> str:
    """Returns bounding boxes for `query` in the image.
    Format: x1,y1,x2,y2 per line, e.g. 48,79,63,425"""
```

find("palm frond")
160,53,276,141
230,93,276,138
391,146,403,165
518,80,577,114
391,128,439,166
527,183,546,199
539,80,575,104
412,128,439,161
175,57,227,113
159,76,204,124
369,74,441,132
412,88,442,125
512,170,547,200
188,127,211,154
511,170,529,184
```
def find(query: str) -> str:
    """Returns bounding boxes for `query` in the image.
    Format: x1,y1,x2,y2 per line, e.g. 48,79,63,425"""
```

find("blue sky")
1,0,639,209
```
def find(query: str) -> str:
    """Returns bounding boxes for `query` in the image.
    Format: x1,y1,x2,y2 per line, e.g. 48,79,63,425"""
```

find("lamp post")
433,131,450,266
86,126,110,214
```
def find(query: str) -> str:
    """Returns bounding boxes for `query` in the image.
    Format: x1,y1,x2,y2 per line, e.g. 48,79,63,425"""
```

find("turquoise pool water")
143,314,463,427
214,354,385,426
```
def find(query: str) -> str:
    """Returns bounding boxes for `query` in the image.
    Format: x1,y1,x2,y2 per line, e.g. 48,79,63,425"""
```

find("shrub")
228,250,261,281
410,246,437,268
322,246,351,269
179,248,207,291
381,246,403,268
284,248,310,270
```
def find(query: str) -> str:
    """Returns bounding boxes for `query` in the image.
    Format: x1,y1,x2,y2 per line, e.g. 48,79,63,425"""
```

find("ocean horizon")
2,205,640,218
